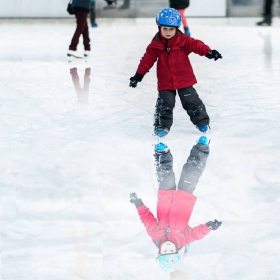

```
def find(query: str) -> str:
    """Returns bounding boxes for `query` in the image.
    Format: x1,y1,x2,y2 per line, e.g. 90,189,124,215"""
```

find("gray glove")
129,192,144,208
206,219,222,230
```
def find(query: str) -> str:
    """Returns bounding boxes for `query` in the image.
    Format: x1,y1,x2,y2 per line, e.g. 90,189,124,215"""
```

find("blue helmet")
157,254,182,272
156,8,182,27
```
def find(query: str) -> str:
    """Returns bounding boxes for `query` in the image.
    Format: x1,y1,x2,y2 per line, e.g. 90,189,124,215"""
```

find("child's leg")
178,86,209,127
154,148,176,190
155,145,176,225
177,140,209,193
154,90,176,133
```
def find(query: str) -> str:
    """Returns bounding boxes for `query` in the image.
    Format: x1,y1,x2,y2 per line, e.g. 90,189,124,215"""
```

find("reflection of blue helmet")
157,254,182,272
156,8,182,27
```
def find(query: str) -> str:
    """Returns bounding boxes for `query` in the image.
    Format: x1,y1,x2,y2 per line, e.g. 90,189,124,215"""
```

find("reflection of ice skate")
67,50,88,64
197,136,209,145
68,56,87,64
155,142,169,154
258,31,272,69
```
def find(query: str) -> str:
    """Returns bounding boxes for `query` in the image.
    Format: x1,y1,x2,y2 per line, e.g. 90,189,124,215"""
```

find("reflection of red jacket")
136,30,211,91
136,190,210,250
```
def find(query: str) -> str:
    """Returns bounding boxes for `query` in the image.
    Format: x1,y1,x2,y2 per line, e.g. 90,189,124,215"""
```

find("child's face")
160,241,177,254
160,26,177,39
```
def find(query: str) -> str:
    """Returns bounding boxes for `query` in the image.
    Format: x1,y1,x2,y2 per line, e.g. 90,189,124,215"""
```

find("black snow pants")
153,86,209,132
154,142,209,193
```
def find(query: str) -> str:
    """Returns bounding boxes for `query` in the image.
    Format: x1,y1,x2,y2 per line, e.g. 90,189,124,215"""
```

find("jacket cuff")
204,47,212,56
134,73,144,82
203,224,211,234
134,199,144,208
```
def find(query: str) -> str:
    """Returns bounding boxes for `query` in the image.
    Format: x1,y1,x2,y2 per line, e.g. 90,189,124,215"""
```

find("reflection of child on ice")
130,137,222,272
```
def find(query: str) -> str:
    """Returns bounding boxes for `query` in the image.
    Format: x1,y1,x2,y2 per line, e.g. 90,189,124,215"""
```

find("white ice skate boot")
67,50,84,59
84,50,91,58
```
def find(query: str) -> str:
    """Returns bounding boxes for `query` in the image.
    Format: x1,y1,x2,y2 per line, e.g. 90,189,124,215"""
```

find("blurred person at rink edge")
129,137,222,273
256,0,274,26
67,0,116,59
129,8,223,138
90,0,98,27
118,0,130,9
169,0,191,36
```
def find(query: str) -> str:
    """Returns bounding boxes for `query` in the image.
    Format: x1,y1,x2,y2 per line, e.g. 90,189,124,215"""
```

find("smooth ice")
0,17,280,280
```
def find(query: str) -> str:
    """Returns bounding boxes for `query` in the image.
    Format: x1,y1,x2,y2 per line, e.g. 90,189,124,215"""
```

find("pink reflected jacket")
136,190,211,250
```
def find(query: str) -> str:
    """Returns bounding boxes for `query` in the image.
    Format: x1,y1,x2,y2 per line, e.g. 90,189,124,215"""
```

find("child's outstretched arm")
188,224,211,242
187,219,222,242
129,45,158,88
184,219,221,243
129,192,158,231
186,37,222,61
205,50,223,61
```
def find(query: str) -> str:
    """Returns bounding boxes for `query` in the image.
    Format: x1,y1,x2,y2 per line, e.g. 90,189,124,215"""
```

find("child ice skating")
129,8,222,137
130,137,222,272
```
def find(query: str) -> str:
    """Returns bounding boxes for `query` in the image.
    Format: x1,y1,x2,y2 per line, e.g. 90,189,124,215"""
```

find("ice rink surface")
0,17,280,280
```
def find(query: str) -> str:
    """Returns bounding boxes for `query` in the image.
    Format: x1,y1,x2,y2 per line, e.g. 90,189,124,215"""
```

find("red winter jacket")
136,190,210,250
136,30,211,91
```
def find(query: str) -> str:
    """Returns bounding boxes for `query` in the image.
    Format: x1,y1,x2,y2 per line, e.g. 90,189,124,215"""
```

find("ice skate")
67,50,88,64
197,136,209,145
84,50,91,58
154,127,169,138
197,124,208,133
155,142,169,154
256,15,272,26
67,50,84,59
91,23,98,28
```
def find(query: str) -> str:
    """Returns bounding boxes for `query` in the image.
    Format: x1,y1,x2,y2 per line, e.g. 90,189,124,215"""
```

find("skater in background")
90,0,98,27
169,0,191,36
68,0,91,59
256,0,274,26
68,0,116,59
129,8,222,137
130,136,222,273
103,0,117,9
70,67,91,103
118,0,130,9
